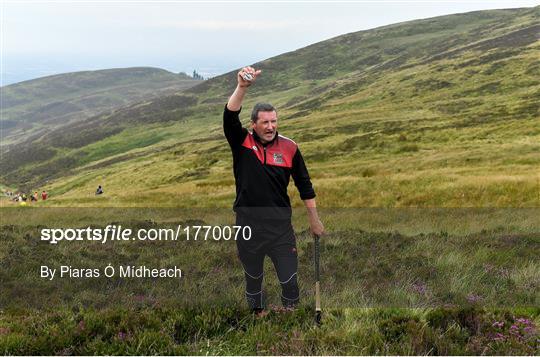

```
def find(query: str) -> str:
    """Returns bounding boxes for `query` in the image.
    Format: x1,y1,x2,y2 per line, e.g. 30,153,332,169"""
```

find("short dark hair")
251,103,276,122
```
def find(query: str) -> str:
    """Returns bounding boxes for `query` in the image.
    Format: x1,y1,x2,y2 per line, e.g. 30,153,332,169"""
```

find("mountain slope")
0,67,200,146
1,6,538,207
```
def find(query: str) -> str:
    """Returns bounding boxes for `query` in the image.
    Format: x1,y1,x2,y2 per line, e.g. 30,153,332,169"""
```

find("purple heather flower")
118,331,128,340
466,294,482,303
492,321,504,328
412,282,427,294
492,332,506,341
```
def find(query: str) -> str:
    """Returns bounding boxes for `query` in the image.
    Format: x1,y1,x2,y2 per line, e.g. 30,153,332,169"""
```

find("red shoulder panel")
266,135,297,168
241,132,297,168
241,132,265,163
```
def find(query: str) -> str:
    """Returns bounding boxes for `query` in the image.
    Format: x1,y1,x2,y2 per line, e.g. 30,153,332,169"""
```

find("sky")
1,0,538,85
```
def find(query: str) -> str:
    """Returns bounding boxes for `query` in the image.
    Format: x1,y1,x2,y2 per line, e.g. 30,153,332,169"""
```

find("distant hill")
0,67,200,146
1,6,538,207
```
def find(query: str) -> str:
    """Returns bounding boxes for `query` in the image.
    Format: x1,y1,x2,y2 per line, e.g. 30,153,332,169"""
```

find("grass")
0,208,538,354
1,306,538,355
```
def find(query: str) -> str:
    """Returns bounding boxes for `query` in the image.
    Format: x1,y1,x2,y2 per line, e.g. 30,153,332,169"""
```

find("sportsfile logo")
40,225,252,244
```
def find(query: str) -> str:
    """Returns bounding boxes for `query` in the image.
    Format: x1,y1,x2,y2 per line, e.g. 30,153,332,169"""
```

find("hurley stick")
314,233,322,325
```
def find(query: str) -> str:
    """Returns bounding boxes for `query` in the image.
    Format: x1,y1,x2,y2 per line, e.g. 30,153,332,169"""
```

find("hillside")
1,6,538,207
0,67,200,146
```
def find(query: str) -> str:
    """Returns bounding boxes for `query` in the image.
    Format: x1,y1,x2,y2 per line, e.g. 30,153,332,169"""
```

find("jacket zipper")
263,146,267,165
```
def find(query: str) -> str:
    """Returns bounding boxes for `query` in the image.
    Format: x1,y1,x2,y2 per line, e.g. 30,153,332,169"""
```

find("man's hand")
238,66,262,88
304,199,325,237
309,217,325,237
227,66,262,111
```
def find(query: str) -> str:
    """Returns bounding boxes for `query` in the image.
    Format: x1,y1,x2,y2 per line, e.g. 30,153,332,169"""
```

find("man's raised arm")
226,66,261,111
223,66,261,148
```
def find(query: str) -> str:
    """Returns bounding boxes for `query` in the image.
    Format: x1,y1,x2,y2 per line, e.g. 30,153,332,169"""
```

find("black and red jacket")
223,105,315,219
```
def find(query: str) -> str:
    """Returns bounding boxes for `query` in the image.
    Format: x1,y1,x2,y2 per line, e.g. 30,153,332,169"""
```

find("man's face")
252,110,278,144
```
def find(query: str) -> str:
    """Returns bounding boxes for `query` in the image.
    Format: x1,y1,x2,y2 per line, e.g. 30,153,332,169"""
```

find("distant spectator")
95,185,104,195
42,190,48,200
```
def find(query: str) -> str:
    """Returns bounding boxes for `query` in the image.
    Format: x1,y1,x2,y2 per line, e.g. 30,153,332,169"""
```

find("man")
223,66,324,313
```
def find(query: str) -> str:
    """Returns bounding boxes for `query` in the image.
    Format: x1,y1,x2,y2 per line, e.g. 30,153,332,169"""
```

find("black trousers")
235,214,300,310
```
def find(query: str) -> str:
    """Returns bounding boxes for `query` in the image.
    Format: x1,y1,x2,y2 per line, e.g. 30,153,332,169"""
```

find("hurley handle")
314,234,321,325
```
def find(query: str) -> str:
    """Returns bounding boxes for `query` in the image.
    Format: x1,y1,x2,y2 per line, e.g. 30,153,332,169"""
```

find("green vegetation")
2,306,538,355
0,208,539,354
